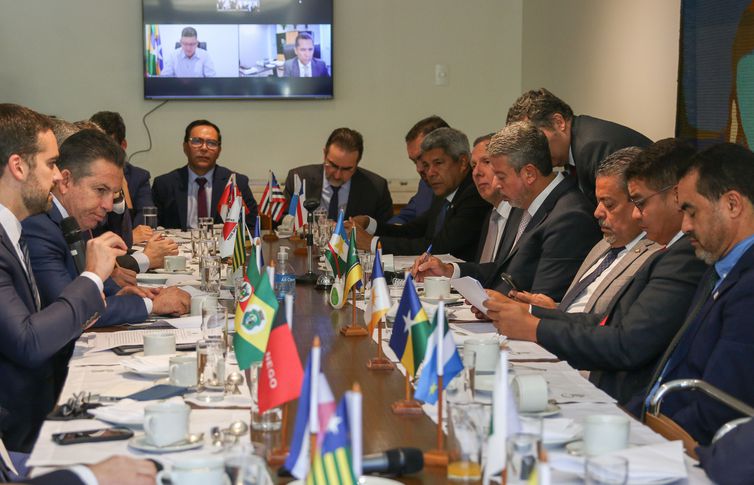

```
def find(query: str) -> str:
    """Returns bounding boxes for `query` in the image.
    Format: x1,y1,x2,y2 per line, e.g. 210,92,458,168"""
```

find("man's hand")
131,225,154,245
110,266,137,288
511,290,557,309
151,287,191,316
116,285,160,299
349,215,370,230
84,232,128,282
412,255,453,281
87,455,157,485
143,233,179,269
483,289,540,341
351,225,373,251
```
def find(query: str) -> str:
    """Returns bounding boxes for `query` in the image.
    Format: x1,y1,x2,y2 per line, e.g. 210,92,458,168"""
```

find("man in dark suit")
0,104,126,452
282,32,329,77
637,143,754,445
23,130,189,327
697,418,754,484
416,122,600,301
507,88,652,207
351,127,489,261
152,119,258,230
486,139,707,404
284,127,393,224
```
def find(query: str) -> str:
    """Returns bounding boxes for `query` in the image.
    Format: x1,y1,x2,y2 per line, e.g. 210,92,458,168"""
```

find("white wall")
520,0,681,141
0,0,523,185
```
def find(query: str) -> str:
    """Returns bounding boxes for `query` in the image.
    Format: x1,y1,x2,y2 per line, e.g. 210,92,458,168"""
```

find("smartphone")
112,342,196,356
52,427,134,445
499,272,519,296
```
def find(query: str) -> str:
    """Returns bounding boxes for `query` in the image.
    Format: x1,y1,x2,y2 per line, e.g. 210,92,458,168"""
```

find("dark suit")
388,179,434,225
284,164,393,224
124,162,153,225
458,176,600,301
375,171,489,261
534,237,707,404
152,165,258,230
0,224,103,452
22,205,148,327
283,58,329,77
570,115,652,206
697,418,754,484
25,470,85,485
641,244,754,445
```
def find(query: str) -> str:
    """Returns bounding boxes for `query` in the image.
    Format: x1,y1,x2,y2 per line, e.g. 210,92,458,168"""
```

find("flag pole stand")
424,375,448,466
367,318,394,370
340,288,368,337
391,373,423,415
262,214,278,242
266,402,290,466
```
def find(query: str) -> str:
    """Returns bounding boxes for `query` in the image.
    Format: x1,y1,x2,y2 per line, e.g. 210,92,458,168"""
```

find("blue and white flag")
414,301,464,404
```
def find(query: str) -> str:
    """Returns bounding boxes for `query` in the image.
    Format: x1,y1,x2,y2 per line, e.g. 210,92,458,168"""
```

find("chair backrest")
175,42,207,50
644,413,699,459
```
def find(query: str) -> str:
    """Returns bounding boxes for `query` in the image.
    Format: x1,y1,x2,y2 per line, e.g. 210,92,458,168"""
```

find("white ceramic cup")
424,276,451,299
156,456,226,485
190,295,218,316
169,355,198,387
143,333,176,356
512,374,549,413
464,339,500,373
164,255,187,272
582,414,630,456
143,401,190,447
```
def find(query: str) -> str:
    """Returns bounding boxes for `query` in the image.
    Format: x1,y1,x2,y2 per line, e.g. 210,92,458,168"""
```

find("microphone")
297,198,322,284
303,198,320,213
61,216,87,274
362,447,423,476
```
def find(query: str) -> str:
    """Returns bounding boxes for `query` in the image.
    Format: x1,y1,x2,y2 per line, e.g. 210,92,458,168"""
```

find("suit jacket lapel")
177,166,189,229
475,207,493,261
344,169,363,217
0,225,35,311
496,208,522,263
586,239,654,312
565,240,610,296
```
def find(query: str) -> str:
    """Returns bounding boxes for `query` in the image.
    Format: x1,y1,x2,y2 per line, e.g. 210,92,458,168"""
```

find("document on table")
84,328,202,352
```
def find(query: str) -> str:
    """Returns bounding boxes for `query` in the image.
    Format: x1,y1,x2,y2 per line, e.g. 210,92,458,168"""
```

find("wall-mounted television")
142,0,333,100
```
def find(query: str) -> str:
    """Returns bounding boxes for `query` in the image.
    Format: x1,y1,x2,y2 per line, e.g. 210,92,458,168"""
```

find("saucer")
420,294,463,304
128,435,203,453
136,274,168,285
565,440,585,456
153,268,194,275
519,402,561,417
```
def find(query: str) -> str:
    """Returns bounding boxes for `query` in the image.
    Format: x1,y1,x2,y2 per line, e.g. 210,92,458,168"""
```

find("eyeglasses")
630,184,674,214
188,137,220,150
325,160,355,173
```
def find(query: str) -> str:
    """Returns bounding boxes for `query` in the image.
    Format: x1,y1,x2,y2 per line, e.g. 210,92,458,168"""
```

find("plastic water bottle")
274,247,296,301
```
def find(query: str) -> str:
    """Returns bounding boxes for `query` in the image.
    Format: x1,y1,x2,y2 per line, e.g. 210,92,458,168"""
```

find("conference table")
27,234,712,484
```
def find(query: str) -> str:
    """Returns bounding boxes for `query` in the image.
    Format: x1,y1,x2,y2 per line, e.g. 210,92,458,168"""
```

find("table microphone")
297,198,321,284
61,216,87,274
362,447,424,476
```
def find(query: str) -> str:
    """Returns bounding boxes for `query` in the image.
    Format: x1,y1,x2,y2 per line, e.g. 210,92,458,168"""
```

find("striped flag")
325,210,348,278
414,301,464,404
365,251,390,335
308,390,362,485
219,196,242,259
233,268,278,369
217,173,251,221
388,274,432,377
260,171,287,223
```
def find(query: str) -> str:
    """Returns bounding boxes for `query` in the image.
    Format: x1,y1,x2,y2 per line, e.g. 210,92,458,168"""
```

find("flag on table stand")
483,350,521,485
343,229,363,296
219,196,243,259
258,301,304,413
288,174,306,232
253,215,264,268
388,274,432,377
308,390,363,485
217,173,236,222
325,210,349,278
365,251,390,335
414,301,464,404
285,345,337,479
233,269,278,369
260,171,287,223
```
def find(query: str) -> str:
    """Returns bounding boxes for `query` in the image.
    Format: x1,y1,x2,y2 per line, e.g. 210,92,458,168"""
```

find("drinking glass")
585,455,629,485
247,362,283,431
447,401,488,482
199,216,215,239
202,302,228,351
505,433,539,484
224,444,266,485
195,339,225,402
201,255,222,294
143,206,158,229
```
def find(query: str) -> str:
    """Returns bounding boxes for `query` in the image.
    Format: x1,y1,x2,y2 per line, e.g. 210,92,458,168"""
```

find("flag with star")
365,251,390,335
414,301,464,404
325,210,349,277
308,390,362,485
343,229,363,296
233,267,278,369
388,274,432,377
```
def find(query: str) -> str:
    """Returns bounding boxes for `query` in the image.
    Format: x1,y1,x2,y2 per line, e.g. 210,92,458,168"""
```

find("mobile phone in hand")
499,272,519,296
52,427,134,445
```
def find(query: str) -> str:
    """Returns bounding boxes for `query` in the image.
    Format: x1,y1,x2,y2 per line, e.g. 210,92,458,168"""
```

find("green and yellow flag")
343,229,363,296
233,256,278,369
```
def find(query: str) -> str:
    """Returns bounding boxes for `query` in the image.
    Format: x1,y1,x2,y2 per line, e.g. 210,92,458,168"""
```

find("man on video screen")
283,32,329,78
161,27,216,78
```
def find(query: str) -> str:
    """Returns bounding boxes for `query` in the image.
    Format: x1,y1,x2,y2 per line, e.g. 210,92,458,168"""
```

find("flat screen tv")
142,0,333,99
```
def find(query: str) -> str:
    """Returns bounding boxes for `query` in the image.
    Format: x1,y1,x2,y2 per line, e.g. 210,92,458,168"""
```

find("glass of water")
201,255,222,295
195,339,225,402
143,206,158,229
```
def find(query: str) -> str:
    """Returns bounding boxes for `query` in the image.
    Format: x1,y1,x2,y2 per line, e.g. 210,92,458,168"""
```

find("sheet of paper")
88,328,202,352
164,315,202,329
450,276,489,311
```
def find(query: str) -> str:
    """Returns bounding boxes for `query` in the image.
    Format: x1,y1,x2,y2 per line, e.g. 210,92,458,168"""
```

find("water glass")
202,255,222,294
202,302,228,350
506,433,539,484
585,455,629,485
447,401,488,482
247,363,283,431
199,216,215,238
313,208,328,227
196,339,225,402
190,228,203,260
224,444,266,485
143,206,158,229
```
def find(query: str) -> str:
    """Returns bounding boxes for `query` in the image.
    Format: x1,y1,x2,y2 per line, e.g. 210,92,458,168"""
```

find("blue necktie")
328,185,341,220
558,246,624,311
434,200,450,235
19,238,41,311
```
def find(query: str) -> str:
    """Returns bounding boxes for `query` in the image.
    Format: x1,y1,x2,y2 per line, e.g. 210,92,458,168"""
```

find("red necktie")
197,177,208,219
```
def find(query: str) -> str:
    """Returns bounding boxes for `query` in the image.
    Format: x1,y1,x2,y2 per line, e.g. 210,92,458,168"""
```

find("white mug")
169,355,198,387
143,401,190,448
464,339,500,373
190,295,218,316
143,333,176,356
424,276,451,299
156,456,226,485
164,255,187,272
583,414,630,456
512,374,549,413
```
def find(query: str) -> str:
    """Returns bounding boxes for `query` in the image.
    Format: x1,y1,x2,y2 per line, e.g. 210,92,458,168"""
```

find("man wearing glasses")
283,127,393,223
152,119,257,229
160,27,216,78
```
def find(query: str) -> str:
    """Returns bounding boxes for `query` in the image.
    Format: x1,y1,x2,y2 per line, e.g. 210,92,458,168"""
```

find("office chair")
175,42,207,50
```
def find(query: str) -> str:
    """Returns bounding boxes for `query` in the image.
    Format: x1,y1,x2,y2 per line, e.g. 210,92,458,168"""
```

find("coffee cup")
190,295,218,316
164,255,187,272
424,276,451,299
464,339,500,373
143,401,190,447
512,374,549,413
169,355,198,387
143,333,176,356
156,456,226,485
583,414,630,455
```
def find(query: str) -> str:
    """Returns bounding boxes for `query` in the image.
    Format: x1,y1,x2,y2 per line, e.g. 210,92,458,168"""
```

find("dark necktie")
434,200,450,235
558,246,625,311
19,238,41,311
328,185,342,220
196,177,208,219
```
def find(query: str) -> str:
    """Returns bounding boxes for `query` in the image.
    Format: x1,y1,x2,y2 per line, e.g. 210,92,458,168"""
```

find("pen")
422,243,433,264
